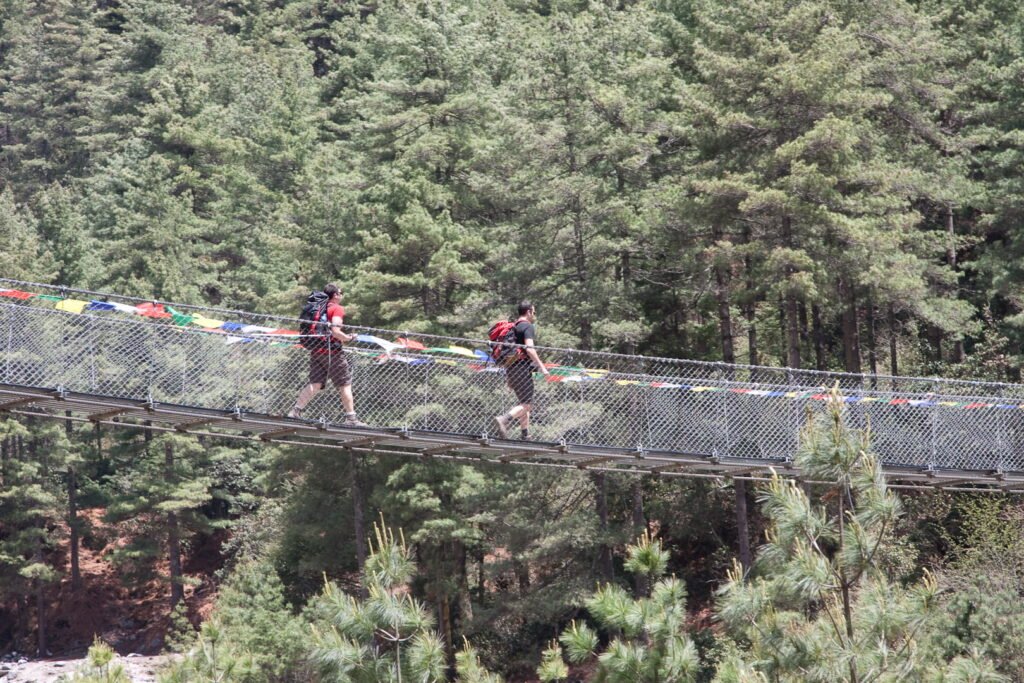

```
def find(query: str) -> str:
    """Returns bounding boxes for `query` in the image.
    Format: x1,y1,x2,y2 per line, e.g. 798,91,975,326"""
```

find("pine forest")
3,0,1024,680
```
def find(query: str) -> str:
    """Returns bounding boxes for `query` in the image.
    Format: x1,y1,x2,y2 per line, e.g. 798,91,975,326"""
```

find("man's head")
323,283,342,301
517,300,536,322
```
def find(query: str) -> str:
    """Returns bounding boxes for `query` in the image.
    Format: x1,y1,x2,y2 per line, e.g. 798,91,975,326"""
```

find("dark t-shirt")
512,321,536,362
513,320,535,348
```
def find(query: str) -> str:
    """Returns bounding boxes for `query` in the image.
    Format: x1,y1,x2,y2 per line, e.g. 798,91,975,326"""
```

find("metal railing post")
4,306,11,384
929,380,938,470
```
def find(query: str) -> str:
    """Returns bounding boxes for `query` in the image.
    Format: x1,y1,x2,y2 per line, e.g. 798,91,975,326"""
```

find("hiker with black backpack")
490,300,549,440
286,284,367,427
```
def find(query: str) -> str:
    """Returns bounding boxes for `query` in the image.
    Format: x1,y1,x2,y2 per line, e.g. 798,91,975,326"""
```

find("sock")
345,411,357,418
520,428,529,439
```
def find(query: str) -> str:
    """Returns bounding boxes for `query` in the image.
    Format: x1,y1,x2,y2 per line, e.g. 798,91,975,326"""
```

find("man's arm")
330,314,354,344
524,339,549,375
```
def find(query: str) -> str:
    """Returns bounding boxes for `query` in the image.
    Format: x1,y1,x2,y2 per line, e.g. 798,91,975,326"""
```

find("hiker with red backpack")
287,284,367,427
490,301,549,440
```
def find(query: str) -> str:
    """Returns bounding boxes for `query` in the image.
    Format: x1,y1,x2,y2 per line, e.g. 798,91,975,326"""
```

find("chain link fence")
2,281,1022,473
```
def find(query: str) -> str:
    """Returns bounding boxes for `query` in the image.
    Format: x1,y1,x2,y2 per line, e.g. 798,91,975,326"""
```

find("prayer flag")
55,299,89,314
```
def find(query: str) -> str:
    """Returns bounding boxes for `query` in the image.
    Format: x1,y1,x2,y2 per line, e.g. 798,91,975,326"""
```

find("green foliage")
307,520,498,682
7,0,1024,673
456,639,505,683
713,389,1006,682
162,560,307,681
165,602,197,654
536,640,568,683
549,532,701,682
158,621,258,683
66,638,130,683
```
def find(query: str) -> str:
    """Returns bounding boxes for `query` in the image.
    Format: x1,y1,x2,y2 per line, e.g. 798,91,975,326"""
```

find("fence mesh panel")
4,284,1024,474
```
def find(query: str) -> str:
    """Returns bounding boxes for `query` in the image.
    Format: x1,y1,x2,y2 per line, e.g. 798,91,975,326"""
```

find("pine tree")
104,433,221,607
308,520,499,681
713,387,1005,682
296,0,505,331
494,2,684,350
547,530,702,682
0,0,105,199
0,188,57,282
684,0,973,371
0,418,71,655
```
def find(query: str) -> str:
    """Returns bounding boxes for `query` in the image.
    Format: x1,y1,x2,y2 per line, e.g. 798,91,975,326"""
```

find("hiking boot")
342,414,368,428
286,406,303,420
492,414,510,439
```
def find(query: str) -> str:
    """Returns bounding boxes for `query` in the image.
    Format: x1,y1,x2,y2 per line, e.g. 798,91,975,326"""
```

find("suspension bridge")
1,278,1021,493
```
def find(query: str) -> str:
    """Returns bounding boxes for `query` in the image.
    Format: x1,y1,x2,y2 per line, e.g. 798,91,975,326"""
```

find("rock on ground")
1,653,179,682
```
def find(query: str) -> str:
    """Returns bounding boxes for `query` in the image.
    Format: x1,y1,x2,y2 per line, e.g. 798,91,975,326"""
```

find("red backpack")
488,319,525,367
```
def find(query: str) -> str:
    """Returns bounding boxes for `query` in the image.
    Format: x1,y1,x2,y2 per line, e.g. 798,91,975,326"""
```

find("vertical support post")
718,363,731,459
788,369,799,459
89,314,97,393
422,346,431,431
929,381,939,470
259,337,269,416
642,356,652,450
4,305,11,384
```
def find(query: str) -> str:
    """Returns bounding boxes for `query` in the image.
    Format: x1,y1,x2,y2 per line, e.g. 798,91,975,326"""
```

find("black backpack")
298,291,340,351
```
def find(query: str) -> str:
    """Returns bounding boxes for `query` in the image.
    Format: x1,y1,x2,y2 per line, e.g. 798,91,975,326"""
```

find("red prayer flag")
396,337,426,350
0,289,34,300
136,302,172,319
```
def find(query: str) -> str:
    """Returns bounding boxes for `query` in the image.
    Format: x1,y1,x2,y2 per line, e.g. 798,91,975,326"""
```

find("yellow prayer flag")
55,299,88,314
190,316,225,329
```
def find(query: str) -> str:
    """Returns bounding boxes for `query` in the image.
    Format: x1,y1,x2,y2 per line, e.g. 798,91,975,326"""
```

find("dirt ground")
1,509,223,671
1,653,179,682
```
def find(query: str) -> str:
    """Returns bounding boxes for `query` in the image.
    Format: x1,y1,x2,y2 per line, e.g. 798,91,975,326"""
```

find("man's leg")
494,364,534,439
339,384,356,414
288,383,322,417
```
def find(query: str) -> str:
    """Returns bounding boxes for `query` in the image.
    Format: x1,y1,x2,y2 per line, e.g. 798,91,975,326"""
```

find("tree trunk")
712,227,735,364
734,479,752,573
785,294,801,369
812,304,826,371
946,206,964,363
839,279,862,374
782,217,801,369
593,472,613,582
888,304,899,377
35,540,46,657
632,481,646,598
743,228,760,366
866,294,878,388
66,412,81,592
799,302,810,360
349,450,368,597
165,442,184,608
838,491,858,683
456,541,473,625
439,595,453,663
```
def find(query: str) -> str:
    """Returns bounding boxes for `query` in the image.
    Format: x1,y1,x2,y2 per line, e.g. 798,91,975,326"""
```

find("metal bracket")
260,427,298,441
0,396,41,412
175,416,225,432
88,406,134,422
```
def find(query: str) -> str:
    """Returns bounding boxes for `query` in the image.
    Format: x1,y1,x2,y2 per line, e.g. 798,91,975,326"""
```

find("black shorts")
506,360,534,405
309,352,352,387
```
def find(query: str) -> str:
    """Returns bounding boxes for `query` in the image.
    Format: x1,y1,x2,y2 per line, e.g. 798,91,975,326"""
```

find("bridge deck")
2,279,1022,491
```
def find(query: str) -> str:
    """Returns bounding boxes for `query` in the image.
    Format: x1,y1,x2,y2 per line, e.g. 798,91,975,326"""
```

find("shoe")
342,415,368,427
286,406,303,419
492,415,509,439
